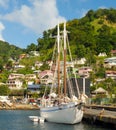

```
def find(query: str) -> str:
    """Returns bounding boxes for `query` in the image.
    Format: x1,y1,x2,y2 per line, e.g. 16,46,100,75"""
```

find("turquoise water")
0,110,113,130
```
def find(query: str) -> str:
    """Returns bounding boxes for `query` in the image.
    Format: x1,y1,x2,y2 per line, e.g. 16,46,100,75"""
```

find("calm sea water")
0,110,113,130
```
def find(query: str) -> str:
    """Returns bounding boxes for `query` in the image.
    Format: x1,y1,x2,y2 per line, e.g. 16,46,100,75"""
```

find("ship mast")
57,23,61,97
63,22,67,96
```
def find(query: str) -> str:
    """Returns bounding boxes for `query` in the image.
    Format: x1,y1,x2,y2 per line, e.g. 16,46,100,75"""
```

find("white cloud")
81,9,89,17
0,22,5,41
1,0,66,34
0,0,9,8
99,6,107,9
76,9,89,18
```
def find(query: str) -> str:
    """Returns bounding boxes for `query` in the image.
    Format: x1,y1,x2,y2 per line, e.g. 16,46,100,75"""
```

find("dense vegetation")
37,8,116,61
0,41,24,70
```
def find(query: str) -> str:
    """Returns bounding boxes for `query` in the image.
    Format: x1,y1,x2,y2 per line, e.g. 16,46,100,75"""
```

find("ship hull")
40,103,83,124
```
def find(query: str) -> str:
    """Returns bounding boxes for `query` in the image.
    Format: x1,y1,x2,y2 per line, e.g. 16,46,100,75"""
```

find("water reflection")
32,121,113,130
0,110,114,130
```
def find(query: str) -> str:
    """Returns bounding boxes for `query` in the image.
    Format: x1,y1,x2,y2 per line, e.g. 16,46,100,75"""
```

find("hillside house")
74,58,86,65
8,73,25,79
27,84,41,98
46,60,54,68
30,51,40,56
19,54,27,59
7,79,23,89
104,57,116,68
98,52,107,57
38,70,53,85
25,74,37,85
35,61,43,69
105,70,116,80
111,50,116,56
14,63,25,69
27,84,40,93
78,67,92,78
25,74,36,80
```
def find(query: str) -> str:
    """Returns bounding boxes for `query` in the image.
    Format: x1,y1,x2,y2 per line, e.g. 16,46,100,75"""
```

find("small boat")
29,116,45,123
29,116,39,122
40,22,84,124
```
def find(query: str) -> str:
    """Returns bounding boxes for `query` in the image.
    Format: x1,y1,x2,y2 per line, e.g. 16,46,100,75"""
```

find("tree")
86,10,95,21
76,44,86,58
95,58,105,78
9,89,25,96
0,85,10,96
17,67,33,75
107,8,116,23
31,93,39,98
85,48,96,66
110,32,116,49
39,62,49,71
5,60,13,70
96,25,113,55
104,78,116,99
39,86,50,97
26,43,37,53
0,64,3,72
0,70,10,83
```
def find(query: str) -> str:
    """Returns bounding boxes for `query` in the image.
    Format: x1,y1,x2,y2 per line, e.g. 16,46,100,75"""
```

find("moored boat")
40,22,84,124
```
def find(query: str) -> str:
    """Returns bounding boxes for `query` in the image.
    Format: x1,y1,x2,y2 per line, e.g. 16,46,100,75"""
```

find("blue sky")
0,0,116,48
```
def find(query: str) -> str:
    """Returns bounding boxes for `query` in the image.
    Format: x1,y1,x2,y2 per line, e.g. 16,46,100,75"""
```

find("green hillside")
0,40,24,65
37,8,116,61
0,8,116,68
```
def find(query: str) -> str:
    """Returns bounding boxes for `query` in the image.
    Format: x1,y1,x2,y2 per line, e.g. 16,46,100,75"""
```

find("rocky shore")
0,101,39,110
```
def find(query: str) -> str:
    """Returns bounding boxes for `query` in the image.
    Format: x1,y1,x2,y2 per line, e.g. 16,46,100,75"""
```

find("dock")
83,105,116,128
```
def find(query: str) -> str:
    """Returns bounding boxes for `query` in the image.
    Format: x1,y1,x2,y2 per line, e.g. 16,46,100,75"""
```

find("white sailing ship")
40,22,84,124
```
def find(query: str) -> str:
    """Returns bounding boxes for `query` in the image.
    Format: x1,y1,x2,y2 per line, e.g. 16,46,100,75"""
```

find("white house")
104,57,116,68
25,74,36,80
98,52,107,57
30,51,40,56
105,70,116,79
74,58,86,65
8,73,25,79
14,64,25,69
25,74,37,85
35,61,43,69
7,79,23,89
78,67,92,77
38,70,53,85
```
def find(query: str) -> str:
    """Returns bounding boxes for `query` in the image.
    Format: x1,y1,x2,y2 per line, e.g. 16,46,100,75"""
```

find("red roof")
39,70,53,78
111,50,116,54
106,70,116,74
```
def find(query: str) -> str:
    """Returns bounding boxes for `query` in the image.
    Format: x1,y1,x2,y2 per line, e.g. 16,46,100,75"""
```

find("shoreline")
0,103,39,110
0,103,116,128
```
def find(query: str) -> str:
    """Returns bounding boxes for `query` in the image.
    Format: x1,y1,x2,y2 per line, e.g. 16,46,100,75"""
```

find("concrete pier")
83,106,116,128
